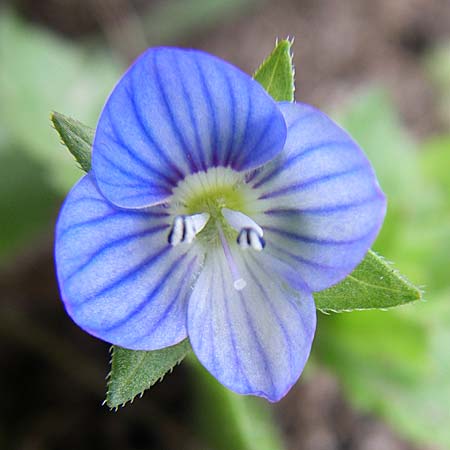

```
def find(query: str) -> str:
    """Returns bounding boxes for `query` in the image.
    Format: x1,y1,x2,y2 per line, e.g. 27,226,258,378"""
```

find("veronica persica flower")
55,47,386,401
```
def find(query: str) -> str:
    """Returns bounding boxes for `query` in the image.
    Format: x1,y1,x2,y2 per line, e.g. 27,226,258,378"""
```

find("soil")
2,0,450,449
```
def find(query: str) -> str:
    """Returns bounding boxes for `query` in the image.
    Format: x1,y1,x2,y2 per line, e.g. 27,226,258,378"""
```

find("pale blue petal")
188,245,316,402
55,174,202,350
249,102,386,291
93,47,287,209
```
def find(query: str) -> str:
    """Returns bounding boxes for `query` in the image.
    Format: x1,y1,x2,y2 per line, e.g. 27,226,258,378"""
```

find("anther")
237,228,266,251
222,208,265,252
168,213,210,246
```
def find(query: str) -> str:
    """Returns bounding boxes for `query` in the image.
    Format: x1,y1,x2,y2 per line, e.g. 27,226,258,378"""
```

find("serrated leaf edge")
315,251,424,314
105,345,190,410
253,37,295,101
50,111,94,172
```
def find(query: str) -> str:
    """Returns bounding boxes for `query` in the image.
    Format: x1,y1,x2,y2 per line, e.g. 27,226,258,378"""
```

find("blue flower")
55,47,386,402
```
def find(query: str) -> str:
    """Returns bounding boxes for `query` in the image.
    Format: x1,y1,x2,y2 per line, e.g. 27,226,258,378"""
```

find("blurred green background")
1,1,449,449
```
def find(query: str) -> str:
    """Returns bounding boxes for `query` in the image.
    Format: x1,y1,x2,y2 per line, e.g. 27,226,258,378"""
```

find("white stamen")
237,230,249,249
168,216,184,246
190,212,210,234
237,228,265,251
221,208,263,237
168,213,210,246
248,229,264,251
184,219,196,244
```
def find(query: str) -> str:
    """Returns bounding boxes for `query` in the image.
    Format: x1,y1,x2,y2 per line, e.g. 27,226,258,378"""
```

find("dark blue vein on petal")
126,81,185,182
59,209,168,239
65,224,168,281
202,267,216,372
285,109,321,133
194,55,219,167
264,194,381,216
264,222,377,246
219,261,252,391
152,53,197,173
173,54,208,172
96,177,154,190
252,140,351,189
222,69,237,168
191,269,207,355
62,196,108,212
106,106,177,187
235,114,274,169
58,212,118,239
72,245,171,307
125,255,198,345
142,255,197,334
117,190,171,203
244,259,295,376
267,241,354,271
244,168,261,184
96,151,159,187
258,164,367,200
92,252,190,333
207,262,219,374
225,80,251,167
238,287,276,397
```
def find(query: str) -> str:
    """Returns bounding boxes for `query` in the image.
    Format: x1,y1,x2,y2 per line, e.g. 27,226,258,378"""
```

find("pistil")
217,223,246,291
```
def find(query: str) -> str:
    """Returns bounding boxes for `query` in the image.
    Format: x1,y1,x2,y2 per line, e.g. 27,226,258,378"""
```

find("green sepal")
51,112,94,172
314,250,422,312
106,340,191,409
253,38,295,102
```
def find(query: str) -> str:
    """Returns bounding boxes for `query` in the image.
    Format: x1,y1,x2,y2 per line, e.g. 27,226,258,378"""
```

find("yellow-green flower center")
169,167,258,245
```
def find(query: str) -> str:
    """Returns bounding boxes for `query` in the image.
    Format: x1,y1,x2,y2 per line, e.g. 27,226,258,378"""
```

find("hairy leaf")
106,340,191,408
254,39,294,102
51,112,94,172
315,250,422,312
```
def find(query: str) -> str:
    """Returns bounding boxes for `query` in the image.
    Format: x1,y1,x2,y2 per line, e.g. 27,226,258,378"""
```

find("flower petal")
92,47,287,209
187,245,316,402
55,174,202,350
249,102,386,291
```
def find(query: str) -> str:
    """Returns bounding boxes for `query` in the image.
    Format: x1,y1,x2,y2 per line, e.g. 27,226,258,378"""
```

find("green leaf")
106,339,191,409
51,112,94,172
314,250,422,312
253,39,294,102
